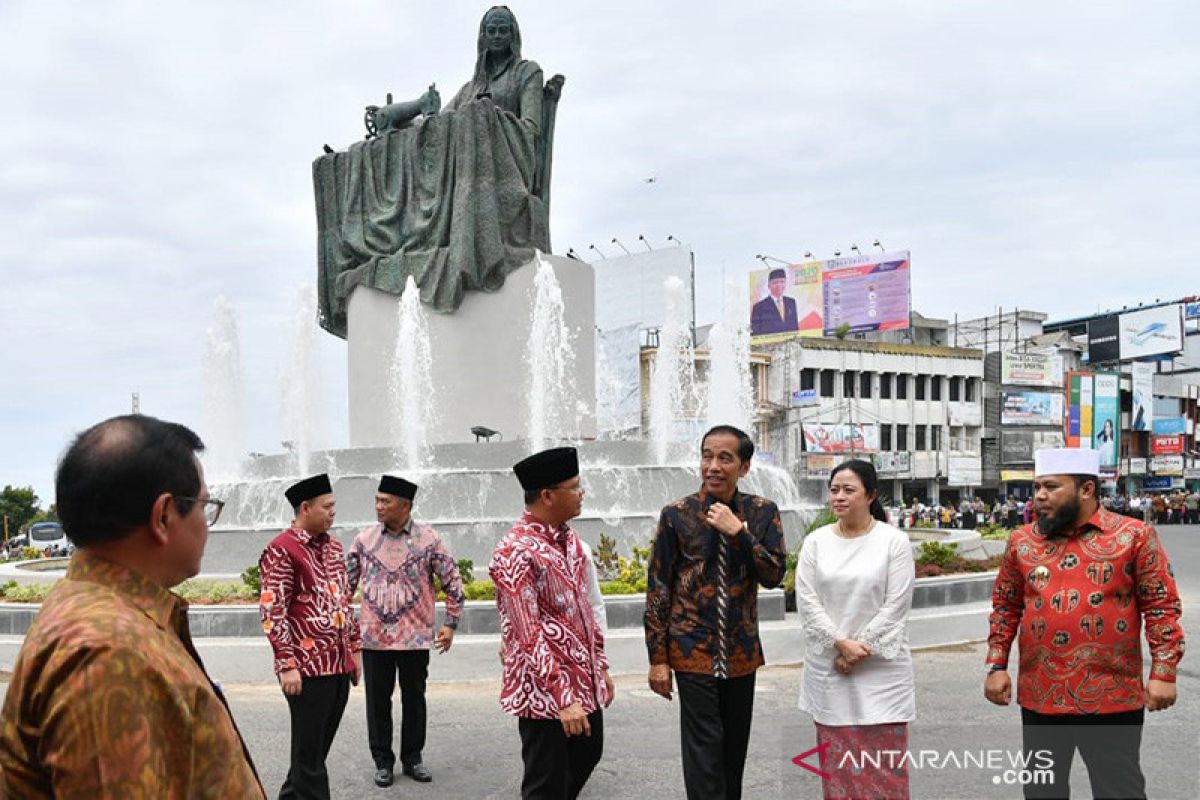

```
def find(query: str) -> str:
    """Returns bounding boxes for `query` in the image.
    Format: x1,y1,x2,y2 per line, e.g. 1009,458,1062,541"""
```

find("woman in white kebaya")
796,459,916,800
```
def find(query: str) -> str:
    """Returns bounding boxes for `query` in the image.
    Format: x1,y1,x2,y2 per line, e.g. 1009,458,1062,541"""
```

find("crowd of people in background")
893,490,1200,529
1103,490,1200,524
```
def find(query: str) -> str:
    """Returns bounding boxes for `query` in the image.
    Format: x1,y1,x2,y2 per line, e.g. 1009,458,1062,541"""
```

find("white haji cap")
1034,447,1100,478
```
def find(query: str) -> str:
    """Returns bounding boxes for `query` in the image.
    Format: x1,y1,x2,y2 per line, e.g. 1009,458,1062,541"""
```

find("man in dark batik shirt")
644,425,787,800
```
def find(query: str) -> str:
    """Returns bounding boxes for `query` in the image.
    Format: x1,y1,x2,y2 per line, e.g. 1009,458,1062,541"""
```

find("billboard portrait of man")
750,269,799,335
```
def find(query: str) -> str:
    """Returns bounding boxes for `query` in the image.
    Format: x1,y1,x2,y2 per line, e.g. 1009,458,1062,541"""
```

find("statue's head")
478,6,521,62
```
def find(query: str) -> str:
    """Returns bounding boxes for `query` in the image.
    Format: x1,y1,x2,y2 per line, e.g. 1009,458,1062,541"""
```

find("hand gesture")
279,668,302,696
984,670,1011,706
705,502,744,538
434,624,455,654
1146,679,1176,712
648,664,673,700
559,702,591,737
834,638,872,665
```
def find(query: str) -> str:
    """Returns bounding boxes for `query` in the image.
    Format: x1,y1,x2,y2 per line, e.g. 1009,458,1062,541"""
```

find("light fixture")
611,237,632,255
638,234,653,251
471,426,502,442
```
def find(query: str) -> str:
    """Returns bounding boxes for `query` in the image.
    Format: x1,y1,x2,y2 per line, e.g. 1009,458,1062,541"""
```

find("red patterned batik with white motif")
489,512,610,720
259,527,361,676
987,508,1184,714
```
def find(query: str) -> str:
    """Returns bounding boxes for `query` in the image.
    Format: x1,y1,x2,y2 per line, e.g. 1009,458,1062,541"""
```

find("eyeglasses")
175,496,225,526
547,483,585,496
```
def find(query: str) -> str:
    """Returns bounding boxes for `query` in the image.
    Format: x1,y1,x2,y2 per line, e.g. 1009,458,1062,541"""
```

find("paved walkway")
2,527,1199,798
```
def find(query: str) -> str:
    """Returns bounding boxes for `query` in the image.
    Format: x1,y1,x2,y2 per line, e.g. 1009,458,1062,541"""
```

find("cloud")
2,0,1198,499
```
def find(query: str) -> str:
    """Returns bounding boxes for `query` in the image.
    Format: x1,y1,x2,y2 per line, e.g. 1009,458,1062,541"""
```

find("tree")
0,486,41,538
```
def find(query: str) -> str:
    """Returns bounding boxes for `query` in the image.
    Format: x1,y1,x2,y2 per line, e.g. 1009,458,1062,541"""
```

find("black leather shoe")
402,762,433,782
374,768,394,787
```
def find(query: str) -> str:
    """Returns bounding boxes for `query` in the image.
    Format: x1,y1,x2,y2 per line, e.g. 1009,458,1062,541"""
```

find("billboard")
791,388,819,407
1092,372,1120,471
1152,435,1184,455
748,261,823,338
748,250,911,339
595,324,642,436
1144,475,1173,490
802,423,879,454
1131,361,1154,432
1065,371,1094,448
1153,417,1187,436
873,451,912,474
1118,305,1185,360
1000,469,1035,482
594,246,694,332
821,252,911,337
1151,455,1184,476
947,456,982,487
1087,315,1120,364
805,454,839,478
1001,430,1065,464
1129,457,1147,475
1001,349,1059,387
1001,391,1063,426
1185,301,1200,320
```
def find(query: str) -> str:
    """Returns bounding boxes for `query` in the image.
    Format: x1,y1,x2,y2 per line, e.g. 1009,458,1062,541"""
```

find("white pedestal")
346,254,596,447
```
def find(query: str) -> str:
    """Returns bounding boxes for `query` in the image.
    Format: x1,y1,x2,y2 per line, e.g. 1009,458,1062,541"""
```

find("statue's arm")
517,64,545,134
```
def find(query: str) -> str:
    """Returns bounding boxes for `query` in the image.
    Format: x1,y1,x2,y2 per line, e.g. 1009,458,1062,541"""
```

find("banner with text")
1092,372,1120,470
1131,361,1155,432
1000,349,1059,387
749,250,911,340
802,423,879,454
1066,372,1095,448
1001,391,1063,426
872,451,912,474
1118,304,1185,360
1152,435,1184,455
1001,430,1066,464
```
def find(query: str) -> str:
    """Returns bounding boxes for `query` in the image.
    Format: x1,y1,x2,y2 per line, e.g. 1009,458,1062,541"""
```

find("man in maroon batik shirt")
259,473,361,800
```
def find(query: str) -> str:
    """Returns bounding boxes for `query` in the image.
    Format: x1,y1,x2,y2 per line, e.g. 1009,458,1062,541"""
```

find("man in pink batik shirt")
347,475,464,787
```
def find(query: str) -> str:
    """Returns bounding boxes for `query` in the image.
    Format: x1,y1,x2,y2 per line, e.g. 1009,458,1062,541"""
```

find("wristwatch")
988,664,1006,673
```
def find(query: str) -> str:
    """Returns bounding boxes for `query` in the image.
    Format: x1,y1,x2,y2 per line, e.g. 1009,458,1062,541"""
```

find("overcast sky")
2,1,1198,503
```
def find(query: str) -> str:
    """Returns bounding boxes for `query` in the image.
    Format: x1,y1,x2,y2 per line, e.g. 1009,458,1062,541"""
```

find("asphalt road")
5,526,1200,798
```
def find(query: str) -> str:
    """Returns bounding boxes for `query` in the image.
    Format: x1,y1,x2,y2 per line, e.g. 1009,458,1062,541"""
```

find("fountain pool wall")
207,440,820,574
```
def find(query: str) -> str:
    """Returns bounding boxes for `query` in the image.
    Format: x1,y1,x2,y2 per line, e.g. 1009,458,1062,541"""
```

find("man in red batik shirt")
490,447,614,800
259,473,362,800
985,447,1184,799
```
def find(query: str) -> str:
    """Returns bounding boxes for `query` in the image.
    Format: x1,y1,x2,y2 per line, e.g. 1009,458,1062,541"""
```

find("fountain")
649,277,699,465
389,277,436,471
277,284,325,476
204,263,821,575
202,296,244,481
526,253,581,450
703,280,754,435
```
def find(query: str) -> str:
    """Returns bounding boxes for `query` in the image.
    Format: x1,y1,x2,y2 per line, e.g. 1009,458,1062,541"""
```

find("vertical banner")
1092,372,1120,470
1065,371,1095,448
1131,361,1154,432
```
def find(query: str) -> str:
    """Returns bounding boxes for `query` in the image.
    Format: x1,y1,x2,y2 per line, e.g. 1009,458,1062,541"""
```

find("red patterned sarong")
814,721,910,800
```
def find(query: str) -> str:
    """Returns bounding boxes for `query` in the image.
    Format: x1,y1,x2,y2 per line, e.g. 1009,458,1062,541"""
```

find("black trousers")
517,710,604,800
676,671,756,800
279,673,351,800
1020,708,1145,800
363,649,430,770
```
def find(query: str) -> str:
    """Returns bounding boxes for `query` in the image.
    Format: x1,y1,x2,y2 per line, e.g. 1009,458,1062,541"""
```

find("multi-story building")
757,334,984,505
